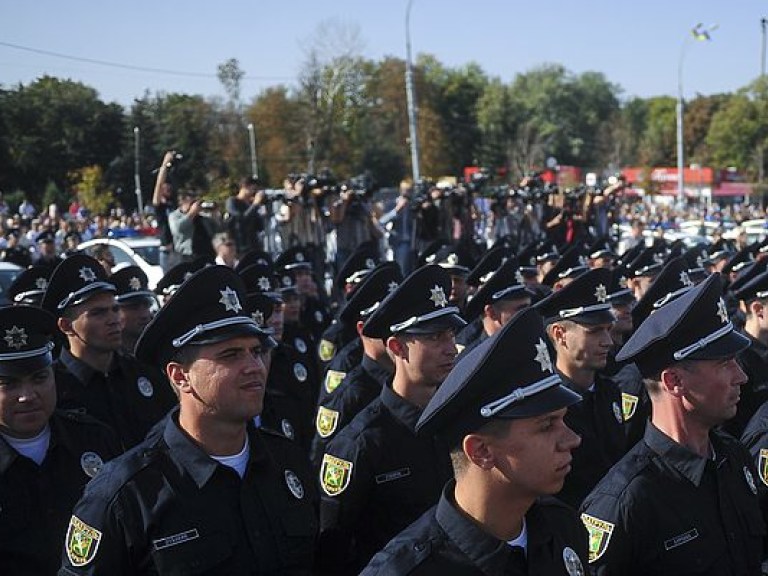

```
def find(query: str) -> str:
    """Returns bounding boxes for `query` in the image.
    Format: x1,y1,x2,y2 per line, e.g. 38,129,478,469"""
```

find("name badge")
664,528,699,551
152,529,200,551
375,468,411,484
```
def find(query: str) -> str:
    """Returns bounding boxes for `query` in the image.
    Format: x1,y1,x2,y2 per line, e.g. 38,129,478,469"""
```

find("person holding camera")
168,189,222,263
226,176,266,255
330,186,383,275
152,151,180,271
379,181,416,275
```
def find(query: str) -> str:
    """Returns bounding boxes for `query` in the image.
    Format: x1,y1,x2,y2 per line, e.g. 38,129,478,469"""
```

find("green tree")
637,96,677,166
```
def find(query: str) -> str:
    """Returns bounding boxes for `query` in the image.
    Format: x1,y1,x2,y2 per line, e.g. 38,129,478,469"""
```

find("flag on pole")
692,23,718,41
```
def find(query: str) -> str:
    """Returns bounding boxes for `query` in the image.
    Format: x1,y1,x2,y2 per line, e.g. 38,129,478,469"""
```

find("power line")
0,41,293,82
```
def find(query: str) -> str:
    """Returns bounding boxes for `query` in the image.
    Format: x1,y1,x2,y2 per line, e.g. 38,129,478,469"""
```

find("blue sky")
1,0,765,106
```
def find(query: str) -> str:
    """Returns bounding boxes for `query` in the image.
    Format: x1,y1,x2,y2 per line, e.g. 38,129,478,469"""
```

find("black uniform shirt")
740,400,768,544
602,358,649,448
0,411,121,576
58,409,318,576
557,372,627,509
318,385,452,574
55,349,176,450
728,335,768,438
311,354,392,469
361,480,589,576
580,423,765,575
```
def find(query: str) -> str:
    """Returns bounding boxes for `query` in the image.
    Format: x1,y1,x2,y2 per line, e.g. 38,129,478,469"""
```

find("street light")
677,24,717,205
405,0,421,184
133,126,143,214
247,123,258,179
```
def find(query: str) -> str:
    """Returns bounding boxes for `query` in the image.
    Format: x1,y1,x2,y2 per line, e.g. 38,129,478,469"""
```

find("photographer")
379,180,416,275
151,151,180,271
330,181,383,273
167,190,222,262
225,176,265,254
278,176,327,275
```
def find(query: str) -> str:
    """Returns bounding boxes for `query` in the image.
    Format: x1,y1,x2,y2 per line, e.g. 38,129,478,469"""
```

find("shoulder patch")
320,453,353,497
621,392,639,421
66,515,102,567
760,449,768,487
319,339,336,362
324,369,346,394
580,513,614,564
316,406,340,438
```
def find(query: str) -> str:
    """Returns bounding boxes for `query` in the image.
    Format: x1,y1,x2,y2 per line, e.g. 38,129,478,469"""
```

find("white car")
78,237,163,290
0,262,23,306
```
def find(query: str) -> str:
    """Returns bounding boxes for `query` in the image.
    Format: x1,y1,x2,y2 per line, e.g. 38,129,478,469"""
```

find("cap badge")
282,275,292,287
515,270,524,284
429,285,448,308
562,546,585,576
534,338,553,373
257,276,271,291
716,298,728,324
129,277,142,291
4,326,27,350
78,267,97,283
219,286,242,313
619,276,628,289
579,255,588,266
365,258,376,269
387,281,399,294
679,271,693,288
284,469,305,499
295,251,304,262
594,284,608,303
252,310,265,326
653,252,665,264
447,253,458,265
35,277,49,290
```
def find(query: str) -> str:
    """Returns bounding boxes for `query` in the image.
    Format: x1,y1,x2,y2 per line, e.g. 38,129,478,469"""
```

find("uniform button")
414,543,425,552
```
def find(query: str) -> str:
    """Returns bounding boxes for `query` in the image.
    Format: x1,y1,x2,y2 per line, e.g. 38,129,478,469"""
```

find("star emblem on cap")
653,253,664,264
579,255,588,266
679,271,693,288
515,270,524,284
594,284,608,303
534,338,553,373
619,276,628,289
282,275,292,287
365,258,376,269
295,252,304,262
429,285,448,308
251,310,265,326
447,253,458,265
717,298,729,323
129,277,142,291
219,286,242,313
35,277,49,290
387,281,399,294
4,325,28,350
78,266,97,283
257,276,271,291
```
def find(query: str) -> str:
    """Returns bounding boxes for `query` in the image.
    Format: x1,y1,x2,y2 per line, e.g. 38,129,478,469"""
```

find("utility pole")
133,127,143,214
247,123,258,179
762,18,767,77
405,0,421,184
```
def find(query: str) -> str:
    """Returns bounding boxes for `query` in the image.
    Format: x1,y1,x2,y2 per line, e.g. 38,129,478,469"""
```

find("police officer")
535,267,627,508
41,254,176,450
317,265,463,574
362,307,588,575
59,265,318,575
458,258,532,358
727,270,768,437
580,273,765,575
0,306,120,576
311,262,402,469
6,264,51,306
109,265,157,357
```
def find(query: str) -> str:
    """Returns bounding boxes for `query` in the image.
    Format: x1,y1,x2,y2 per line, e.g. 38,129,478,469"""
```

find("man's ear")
387,335,407,359
549,323,566,347
57,316,75,337
463,433,495,471
166,362,191,395
659,367,685,397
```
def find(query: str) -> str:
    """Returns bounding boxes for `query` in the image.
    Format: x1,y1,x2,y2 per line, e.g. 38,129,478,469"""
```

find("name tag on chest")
153,529,200,551
375,468,411,484
664,528,699,551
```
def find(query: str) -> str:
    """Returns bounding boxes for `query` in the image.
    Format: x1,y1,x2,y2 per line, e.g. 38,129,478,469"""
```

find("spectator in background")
330,187,383,274
212,232,238,268
152,151,178,271
17,195,36,220
168,190,222,263
225,176,265,255
379,180,416,275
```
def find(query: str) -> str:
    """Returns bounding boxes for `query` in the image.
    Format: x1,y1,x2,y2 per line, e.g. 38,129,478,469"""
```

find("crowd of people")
3,151,768,575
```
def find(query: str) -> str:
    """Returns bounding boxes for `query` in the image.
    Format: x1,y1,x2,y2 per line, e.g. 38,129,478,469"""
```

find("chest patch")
152,529,200,551
375,467,411,484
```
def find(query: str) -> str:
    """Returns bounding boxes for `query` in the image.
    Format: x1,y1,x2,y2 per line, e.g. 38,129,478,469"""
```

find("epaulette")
84,439,167,500
588,444,652,500
364,527,443,574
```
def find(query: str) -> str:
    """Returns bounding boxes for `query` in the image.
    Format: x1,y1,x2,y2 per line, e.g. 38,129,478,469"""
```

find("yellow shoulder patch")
318,339,336,362
621,392,639,421
66,515,102,567
316,406,340,438
581,513,614,563
759,449,768,487
324,369,346,394
320,453,353,497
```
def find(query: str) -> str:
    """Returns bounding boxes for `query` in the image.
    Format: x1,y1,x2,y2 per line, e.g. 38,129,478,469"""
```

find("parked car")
78,237,163,290
0,262,23,306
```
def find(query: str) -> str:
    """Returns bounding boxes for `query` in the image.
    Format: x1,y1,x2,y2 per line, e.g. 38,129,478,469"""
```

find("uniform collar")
435,480,525,575
362,354,392,385
644,423,723,487
0,413,66,473
59,348,120,383
380,384,423,432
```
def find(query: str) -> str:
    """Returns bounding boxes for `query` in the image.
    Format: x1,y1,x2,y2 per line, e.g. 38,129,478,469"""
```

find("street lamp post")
405,0,421,184
762,18,767,77
247,123,258,179
133,126,143,214
676,24,717,206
